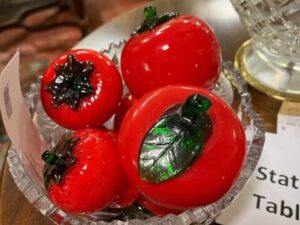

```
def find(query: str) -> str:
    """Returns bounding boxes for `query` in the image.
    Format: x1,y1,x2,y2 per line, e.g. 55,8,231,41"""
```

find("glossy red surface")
48,129,123,213
41,49,122,130
118,86,246,210
113,93,136,131
121,15,222,98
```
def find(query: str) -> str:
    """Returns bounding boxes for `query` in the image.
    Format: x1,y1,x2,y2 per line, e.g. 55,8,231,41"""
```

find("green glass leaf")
139,114,204,184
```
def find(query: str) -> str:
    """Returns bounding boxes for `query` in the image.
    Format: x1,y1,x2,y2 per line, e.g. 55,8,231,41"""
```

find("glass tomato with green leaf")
118,85,246,210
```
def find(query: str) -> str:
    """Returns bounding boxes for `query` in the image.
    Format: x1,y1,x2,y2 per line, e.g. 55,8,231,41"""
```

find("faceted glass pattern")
231,0,300,62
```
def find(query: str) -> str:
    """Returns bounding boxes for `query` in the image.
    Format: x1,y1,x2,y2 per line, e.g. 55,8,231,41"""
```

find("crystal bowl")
6,41,265,225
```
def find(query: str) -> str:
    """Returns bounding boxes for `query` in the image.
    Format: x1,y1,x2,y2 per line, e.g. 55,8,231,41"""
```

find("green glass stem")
132,5,179,35
42,133,79,188
144,5,157,21
42,151,58,165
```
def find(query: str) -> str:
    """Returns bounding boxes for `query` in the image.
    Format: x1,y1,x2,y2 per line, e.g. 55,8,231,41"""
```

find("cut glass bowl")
6,41,265,225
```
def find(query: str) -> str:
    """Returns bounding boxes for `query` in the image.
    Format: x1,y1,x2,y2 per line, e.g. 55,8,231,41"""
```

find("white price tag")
0,51,46,167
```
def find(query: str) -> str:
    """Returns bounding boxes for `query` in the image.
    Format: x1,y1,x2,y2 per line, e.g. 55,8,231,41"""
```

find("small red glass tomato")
113,93,136,131
41,49,122,130
111,174,141,208
121,6,222,98
109,131,141,208
118,85,246,210
42,129,123,214
138,197,182,217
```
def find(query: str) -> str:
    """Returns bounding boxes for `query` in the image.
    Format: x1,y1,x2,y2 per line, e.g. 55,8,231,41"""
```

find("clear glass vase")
6,41,265,225
231,0,300,98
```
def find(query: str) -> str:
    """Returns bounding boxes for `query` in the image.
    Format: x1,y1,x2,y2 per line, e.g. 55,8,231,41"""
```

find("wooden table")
0,0,250,224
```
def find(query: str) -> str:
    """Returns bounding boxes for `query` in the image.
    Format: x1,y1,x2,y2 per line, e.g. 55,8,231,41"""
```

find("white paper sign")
0,51,46,167
217,132,300,225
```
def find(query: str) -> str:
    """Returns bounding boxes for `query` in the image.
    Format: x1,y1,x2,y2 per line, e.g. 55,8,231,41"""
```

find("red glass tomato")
138,197,182,217
109,130,141,208
113,93,136,131
121,6,221,98
41,49,122,130
118,85,246,210
111,174,140,208
43,129,123,213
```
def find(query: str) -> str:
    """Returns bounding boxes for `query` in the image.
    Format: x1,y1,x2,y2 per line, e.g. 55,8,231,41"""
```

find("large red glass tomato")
118,85,246,210
41,49,122,130
121,6,222,98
